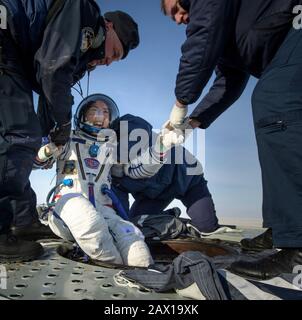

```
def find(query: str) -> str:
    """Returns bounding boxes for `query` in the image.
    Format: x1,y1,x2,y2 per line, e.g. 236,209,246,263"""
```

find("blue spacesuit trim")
72,138,86,144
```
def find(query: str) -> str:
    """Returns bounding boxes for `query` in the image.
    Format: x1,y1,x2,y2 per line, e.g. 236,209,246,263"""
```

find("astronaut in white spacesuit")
36,94,185,268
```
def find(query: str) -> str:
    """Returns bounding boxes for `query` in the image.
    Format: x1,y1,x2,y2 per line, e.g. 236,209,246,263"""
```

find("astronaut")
36,94,185,267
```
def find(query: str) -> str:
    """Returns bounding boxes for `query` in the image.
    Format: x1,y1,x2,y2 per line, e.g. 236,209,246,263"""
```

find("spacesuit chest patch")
84,158,100,170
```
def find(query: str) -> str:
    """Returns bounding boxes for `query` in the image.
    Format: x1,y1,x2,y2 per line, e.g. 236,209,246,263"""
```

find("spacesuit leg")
102,205,154,267
49,193,123,264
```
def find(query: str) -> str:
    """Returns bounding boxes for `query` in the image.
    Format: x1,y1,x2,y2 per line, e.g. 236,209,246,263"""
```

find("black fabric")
0,148,37,234
49,122,71,146
0,41,41,234
252,29,302,247
1,0,105,126
131,213,187,240
37,95,56,137
45,0,65,26
175,0,301,128
104,11,139,59
11,185,40,228
120,251,228,300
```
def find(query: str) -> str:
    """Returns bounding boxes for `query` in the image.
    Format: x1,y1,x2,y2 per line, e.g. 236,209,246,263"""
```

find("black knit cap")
104,11,139,59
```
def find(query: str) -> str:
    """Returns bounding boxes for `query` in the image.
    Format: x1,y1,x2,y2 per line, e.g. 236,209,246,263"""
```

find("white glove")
37,143,62,162
174,117,194,131
154,122,185,154
161,128,185,150
169,104,188,128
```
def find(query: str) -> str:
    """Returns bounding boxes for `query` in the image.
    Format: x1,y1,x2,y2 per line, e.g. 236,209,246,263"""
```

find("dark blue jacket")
0,0,105,125
176,0,301,128
112,114,204,200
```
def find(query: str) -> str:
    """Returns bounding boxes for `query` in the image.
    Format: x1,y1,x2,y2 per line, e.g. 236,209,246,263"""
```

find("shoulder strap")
45,0,66,26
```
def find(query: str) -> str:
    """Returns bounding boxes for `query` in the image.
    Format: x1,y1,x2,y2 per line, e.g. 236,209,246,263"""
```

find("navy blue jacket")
176,0,301,128
0,0,105,126
112,114,204,200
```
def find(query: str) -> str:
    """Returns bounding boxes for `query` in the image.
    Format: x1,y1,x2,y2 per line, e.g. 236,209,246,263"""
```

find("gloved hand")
169,103,188,128
49,122,71,146
37,143,62,162
169,117,193,131
154,122,186,154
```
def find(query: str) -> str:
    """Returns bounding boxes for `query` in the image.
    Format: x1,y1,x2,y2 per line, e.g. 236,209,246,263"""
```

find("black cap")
104,11,139,59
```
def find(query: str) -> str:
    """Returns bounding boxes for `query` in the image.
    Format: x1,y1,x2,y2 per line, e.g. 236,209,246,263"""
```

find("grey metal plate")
0,239,189,300
0,227,267,300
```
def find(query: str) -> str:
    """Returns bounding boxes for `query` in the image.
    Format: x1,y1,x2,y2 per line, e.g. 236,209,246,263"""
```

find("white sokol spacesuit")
38,94,185,268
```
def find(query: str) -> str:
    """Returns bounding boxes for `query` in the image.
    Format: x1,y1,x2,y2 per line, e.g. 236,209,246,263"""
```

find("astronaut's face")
84,101,110,131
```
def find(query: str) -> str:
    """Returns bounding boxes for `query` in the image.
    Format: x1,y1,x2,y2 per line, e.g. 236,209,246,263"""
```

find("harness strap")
75,143,86,181
45,0,66,26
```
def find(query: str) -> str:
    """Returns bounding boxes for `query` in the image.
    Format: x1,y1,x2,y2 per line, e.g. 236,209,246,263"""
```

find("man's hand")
189,118,201,129
169,102,188,128
49,122,71,146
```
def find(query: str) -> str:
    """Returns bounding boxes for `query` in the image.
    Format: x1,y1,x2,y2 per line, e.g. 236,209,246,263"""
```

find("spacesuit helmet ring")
74,94,120,139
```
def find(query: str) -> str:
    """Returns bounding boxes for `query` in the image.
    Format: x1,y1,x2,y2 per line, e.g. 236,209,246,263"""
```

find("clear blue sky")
30,0,263,222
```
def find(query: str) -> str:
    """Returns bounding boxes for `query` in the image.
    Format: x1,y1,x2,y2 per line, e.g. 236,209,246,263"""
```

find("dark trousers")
0,32,41,234
252,28,302,247
11,185,40,227
116,180,219,233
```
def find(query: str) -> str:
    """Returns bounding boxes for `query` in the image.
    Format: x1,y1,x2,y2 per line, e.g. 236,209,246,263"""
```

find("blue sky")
30,0,263,222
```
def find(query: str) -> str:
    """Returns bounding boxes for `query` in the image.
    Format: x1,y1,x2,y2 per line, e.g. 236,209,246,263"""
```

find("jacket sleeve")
175,0,237,105
34,0,101,125
123,141,166,180
37,95,56,136
118,115,166,179
190,62,250,128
